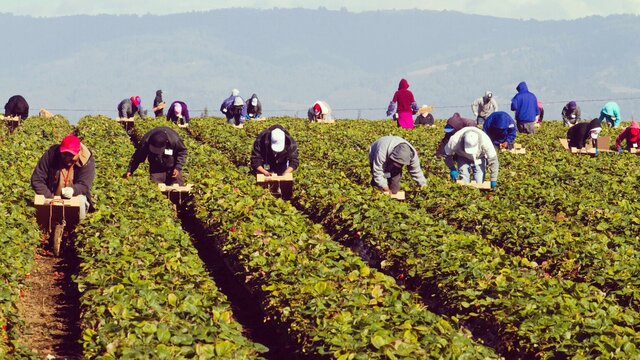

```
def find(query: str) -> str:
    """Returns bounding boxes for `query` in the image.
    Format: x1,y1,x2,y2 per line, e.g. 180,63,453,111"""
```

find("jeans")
150,170,185,186
517,122,536,134
457,157,486,184
78,195,89,220
370,165,402,194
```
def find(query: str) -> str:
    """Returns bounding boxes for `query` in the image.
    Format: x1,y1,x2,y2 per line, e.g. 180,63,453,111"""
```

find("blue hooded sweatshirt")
510,81,539,123
483,111,517,146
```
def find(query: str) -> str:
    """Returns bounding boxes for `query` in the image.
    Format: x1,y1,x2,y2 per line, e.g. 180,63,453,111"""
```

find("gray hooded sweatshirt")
368,136,427,188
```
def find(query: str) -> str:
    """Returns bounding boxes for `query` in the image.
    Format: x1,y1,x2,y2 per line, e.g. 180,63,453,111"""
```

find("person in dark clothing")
415,105,434,126
245,94,263,120
31,134,95,219
535,100,544,126
117,96,146,119
562,101,581,127
483,111,517,149
567,118,602,153
510,81,539,134
152,90,165,117
251,125,299,176
166,101,190,125
4,95,29,120
220,89,247,125
435,112,476,156
125,127,188,185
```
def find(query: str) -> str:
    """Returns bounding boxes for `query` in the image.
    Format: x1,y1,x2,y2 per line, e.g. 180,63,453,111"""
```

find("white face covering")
590,131,599,139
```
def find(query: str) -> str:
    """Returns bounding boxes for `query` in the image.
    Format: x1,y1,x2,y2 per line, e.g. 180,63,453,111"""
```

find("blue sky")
1,0,639,20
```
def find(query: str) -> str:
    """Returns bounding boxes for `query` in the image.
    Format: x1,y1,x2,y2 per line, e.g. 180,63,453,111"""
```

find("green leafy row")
0,116,73,358
132,117,498,359
303,119,640,309
189,117,640,358
73,116,264,359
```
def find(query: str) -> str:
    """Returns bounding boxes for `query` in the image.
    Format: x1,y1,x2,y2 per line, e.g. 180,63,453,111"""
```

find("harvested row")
74,116,264,358
133,118,498,359
0,116,72,358
189,118,640,358
267,119,640,309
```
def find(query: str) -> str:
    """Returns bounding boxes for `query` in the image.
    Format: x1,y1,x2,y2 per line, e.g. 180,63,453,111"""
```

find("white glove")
222,108,227,113
61,187,74,199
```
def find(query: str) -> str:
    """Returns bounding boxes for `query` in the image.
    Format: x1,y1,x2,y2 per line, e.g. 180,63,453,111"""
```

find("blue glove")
449,170,459,181
619,148,624,154
595,149,599,156
490,181,497,189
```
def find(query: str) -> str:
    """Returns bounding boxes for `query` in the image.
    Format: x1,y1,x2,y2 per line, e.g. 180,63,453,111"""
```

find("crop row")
189,117,640,358
259,119,640,310
132,117,498,359
0,116,73,358
74,116,264,358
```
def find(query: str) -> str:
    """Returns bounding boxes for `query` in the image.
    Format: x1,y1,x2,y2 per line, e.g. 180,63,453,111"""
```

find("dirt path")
17,246,81,359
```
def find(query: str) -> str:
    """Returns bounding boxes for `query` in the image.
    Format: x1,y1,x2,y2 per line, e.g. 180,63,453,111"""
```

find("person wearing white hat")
250,125,299,177
471,91,498,126
444,127,499,188
245,94,263,120
220,89,247,125
567,118,602,155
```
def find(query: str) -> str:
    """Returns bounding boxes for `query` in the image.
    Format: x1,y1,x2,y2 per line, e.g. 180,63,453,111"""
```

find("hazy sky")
2,0,639,20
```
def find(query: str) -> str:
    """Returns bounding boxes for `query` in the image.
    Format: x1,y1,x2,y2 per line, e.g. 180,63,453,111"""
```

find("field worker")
220,89,247,125
369,136,427,194
483,111,517,150
598,101,621,128
167,101,190,125
615,121,640,153
435,112,476,156
561,101,581,127
117,96,146,119
31,135,95,219
4,95,29,119
245,94,263,120
251,125,299,176
307,100,333,122
567,118,602,153
510,81,539,134
386,78,419,129
125,126,188,185
444,127,499,188
415,105,434,126
471,91,497,126
535,100,544,126
152,90,165,117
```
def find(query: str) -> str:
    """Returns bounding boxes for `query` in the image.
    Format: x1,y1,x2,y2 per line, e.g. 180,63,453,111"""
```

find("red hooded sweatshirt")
616,121,640,149
391,79,415,113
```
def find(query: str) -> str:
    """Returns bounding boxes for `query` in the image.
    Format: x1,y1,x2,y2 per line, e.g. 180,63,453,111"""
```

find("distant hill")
1,9,639,122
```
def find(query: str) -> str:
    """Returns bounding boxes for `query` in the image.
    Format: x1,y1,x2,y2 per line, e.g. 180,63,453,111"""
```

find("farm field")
1,115,639,359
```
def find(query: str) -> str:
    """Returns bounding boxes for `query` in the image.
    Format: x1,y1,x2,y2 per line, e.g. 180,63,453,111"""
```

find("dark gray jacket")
127,127,187,174
31,143,95,210
117,98,146,119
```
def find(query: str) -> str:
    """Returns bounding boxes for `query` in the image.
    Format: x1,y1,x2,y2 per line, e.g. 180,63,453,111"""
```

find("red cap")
60,135,81,155
130,96,141,107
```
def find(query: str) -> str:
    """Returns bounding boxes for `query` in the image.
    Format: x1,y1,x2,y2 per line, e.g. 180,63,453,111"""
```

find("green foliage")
74,116,263,359
134,117,497,359
190,117,640,358
0,116,72,358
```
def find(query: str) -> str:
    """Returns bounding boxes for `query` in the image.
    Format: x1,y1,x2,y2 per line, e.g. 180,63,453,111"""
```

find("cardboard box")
502,143,526,154
256,173,294,183
456,180,492,190
158,183,193,192
384,191,405,200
